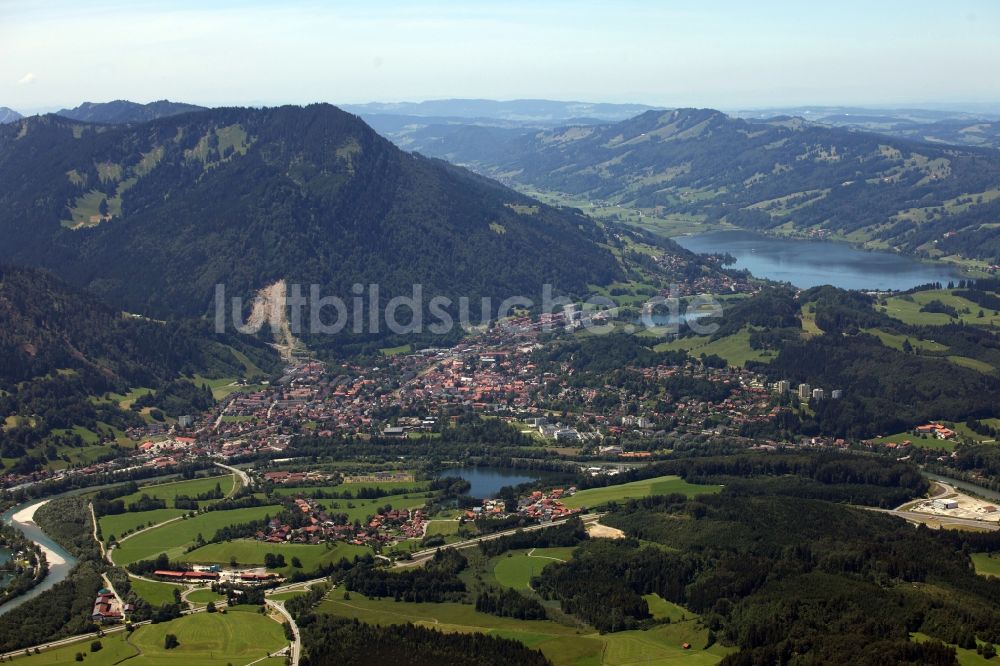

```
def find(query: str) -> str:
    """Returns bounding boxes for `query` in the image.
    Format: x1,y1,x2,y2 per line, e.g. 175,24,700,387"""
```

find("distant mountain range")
0,104,620,325
341,98,662,124
733,106,1000,151
0,107,21,124
55,99,208,124
392,108,1000,263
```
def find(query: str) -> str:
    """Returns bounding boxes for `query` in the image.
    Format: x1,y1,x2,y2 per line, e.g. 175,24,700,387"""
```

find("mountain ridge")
56,99,208,124
395,107,1000,263
0,107,21,124
0,104,621,322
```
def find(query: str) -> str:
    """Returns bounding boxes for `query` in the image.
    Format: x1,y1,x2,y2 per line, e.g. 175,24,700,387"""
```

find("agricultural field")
270,479,429,497
286,493,435,524
317,594,730,665
878,289,1000,329
99,508,188,541
129,577,186,606
492,547,577,589
111,505,282,565
424,520,462,537
654,328,772,367
863,329,948,353
972,553,1000,578
113,474,237,508
185,588,226,605
11,606,287,666
190,374,268,400
179,539,371,574
561,475,721,509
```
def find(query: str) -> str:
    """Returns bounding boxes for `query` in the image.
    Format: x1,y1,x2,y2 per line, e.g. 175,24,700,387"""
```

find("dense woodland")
0,106,620,329
532,488,998,663
0,265,281,469
300,616,550,666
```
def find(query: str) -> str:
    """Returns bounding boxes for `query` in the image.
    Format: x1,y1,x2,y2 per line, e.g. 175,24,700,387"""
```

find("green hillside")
400,108,1000,263
0,105,622,321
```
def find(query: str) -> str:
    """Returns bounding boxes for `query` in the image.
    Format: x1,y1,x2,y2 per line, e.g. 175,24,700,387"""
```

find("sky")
1,0,998,114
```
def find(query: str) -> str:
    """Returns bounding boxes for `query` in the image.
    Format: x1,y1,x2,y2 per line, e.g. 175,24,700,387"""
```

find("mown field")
129,577,186,606
879,289,1000,329
317,594,731,665
111,505,282,565
113,474,236,508
99,508,189,541
561,475,721,509
10,605,287,666
270,479,429,497
297,493,435,524
186,588,226,605
972,553,1000,578
492,547,577,590
654,327,773,367
179,539,371,574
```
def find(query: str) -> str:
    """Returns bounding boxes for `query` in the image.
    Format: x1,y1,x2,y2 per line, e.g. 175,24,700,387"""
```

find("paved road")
215,462,251,491
871,507,1000,531
265,599,300,666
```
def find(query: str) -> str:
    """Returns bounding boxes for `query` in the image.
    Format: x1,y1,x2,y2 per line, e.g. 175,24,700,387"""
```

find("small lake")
674,230,964,291
439,467,541,498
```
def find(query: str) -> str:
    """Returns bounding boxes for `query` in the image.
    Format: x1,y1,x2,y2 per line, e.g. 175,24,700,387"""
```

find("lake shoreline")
671,225,983,279
673,229,968,291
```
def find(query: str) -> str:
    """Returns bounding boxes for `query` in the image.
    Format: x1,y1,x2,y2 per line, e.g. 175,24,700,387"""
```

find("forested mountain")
0,104,620,319
0,265,277,388
55,99,207,124
0,265,280,467
0,107,21,124
398,108,1000,262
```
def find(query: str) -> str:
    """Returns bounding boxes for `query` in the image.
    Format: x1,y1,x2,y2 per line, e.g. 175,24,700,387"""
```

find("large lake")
674,230,963,291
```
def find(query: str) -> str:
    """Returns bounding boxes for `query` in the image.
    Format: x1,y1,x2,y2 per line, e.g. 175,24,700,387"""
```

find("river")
0,500,77,616
674,230,964,291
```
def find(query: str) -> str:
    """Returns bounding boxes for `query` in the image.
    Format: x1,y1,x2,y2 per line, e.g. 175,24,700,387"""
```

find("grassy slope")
561,475,721,509
317,595,731,665
11,606,286,666
111,505,282,565
179,540,371,575
654,328,772,367
129,577,186,606
492,547,577,590
114,475,236,508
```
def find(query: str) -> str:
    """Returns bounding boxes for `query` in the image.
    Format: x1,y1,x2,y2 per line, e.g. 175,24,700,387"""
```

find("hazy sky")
2,0,998,113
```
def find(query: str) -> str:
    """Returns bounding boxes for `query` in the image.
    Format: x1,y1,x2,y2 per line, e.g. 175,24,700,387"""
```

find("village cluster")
1,305,840,493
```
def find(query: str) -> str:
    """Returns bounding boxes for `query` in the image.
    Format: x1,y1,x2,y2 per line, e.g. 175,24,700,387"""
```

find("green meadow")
10,606,287,666
561,475,721,509
111,505,282,565
317,594,730,665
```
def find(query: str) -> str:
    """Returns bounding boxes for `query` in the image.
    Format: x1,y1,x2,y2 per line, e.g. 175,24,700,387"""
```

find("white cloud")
16,72,36,85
